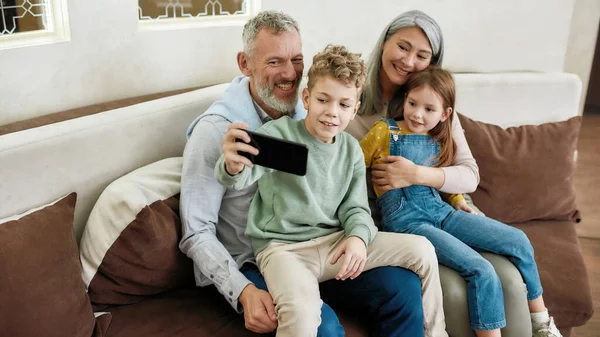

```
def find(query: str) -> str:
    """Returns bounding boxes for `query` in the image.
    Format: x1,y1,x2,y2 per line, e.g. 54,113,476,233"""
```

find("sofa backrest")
0,83,228,242
0,73,581,242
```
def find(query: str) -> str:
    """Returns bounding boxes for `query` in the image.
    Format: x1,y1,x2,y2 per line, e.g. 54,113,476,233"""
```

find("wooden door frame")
585,22,600,114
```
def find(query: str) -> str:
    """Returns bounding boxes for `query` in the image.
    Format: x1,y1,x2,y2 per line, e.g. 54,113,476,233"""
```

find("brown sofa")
0,85,593,337
93,220,592,337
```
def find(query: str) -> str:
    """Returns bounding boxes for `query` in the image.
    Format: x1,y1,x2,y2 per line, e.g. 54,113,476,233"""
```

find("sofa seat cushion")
102,286,368,337
511,220,593,328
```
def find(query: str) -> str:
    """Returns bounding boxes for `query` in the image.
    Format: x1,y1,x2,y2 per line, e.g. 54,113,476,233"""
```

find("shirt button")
229,291,233,295
210,274,214,279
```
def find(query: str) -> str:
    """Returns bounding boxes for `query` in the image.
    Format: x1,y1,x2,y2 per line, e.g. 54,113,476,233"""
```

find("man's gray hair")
242,11,300,57
358,10,444,116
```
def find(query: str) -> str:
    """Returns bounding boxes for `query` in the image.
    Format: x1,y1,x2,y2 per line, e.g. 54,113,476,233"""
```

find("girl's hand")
222,122,259,175
330,236,367,280
371,155,418,191
454,201,478,215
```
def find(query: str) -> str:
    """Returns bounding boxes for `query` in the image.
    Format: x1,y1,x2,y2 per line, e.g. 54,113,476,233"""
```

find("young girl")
360,66,562,337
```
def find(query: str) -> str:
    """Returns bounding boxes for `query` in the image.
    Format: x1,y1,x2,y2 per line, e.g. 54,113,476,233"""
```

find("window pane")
138,0,247,20
1,0,50,35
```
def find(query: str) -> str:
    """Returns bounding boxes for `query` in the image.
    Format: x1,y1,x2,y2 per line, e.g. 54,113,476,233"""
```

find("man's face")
246,29,304,115
302,75,360,144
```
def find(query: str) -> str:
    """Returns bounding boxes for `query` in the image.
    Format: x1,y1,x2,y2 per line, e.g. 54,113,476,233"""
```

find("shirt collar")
252,100,272,124
252,100,297,124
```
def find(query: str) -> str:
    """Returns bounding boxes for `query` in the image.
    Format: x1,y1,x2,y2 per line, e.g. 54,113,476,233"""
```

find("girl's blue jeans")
378,187,543,331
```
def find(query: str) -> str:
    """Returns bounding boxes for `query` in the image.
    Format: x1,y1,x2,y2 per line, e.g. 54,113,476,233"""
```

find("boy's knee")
413,237,438,268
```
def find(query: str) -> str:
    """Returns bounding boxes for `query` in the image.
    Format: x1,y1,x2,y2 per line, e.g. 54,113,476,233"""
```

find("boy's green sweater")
215,117,377,254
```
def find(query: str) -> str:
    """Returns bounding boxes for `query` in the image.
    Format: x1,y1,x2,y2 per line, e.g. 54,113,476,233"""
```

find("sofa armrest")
441,253,531,337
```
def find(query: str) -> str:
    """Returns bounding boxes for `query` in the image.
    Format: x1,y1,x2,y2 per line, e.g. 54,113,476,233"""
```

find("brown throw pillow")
0,193,110,337
80,158,194,305
458,113,581,224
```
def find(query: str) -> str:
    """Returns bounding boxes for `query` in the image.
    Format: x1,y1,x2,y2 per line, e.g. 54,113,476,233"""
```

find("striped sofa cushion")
79,157,194,305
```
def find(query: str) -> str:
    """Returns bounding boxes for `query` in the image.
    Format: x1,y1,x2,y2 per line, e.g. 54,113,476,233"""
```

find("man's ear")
237,52,253,77
441,107,453,122
302,88,310,110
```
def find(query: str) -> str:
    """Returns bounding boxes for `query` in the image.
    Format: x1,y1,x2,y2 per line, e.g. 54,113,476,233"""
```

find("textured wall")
0,0,576,124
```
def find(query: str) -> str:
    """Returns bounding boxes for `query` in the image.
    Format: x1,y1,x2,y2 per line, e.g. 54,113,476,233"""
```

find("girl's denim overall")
376,118,543,331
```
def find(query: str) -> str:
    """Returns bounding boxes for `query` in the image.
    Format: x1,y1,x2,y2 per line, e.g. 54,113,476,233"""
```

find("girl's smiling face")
402,84,450,133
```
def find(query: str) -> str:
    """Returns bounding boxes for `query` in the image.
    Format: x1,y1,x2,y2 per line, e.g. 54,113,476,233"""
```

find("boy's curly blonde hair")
307,44,367,94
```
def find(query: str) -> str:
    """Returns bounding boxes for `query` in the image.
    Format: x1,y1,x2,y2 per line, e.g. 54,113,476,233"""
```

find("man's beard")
255,78,300,115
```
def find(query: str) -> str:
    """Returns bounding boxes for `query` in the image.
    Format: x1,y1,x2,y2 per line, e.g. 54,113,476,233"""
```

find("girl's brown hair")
397,66,456,167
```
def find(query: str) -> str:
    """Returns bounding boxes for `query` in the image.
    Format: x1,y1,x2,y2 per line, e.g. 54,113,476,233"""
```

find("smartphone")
236,130,308,176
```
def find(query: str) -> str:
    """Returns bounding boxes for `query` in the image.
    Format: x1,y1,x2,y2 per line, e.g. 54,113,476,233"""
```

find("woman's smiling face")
381,26,433,86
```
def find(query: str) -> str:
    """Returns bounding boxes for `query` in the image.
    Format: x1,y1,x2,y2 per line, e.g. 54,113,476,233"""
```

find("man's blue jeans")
242,263,424,337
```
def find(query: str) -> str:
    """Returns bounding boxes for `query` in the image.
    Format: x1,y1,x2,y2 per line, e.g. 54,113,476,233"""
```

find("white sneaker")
532,317,562,337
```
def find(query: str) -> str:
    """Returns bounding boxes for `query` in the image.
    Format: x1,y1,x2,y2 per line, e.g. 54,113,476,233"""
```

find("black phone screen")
236,130,308,176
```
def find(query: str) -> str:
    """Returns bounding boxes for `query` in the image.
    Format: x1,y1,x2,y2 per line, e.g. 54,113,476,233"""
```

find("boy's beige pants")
256,231,448,337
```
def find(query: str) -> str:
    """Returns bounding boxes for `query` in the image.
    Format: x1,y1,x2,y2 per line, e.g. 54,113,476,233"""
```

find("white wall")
0,0,576,125
564,0,600,114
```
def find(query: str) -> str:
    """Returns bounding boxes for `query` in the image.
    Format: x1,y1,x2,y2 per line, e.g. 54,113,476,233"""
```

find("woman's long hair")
399,66,456,167
358,10,444,117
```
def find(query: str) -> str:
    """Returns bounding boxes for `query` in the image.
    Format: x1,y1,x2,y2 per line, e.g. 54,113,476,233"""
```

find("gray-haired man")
180,11,426,336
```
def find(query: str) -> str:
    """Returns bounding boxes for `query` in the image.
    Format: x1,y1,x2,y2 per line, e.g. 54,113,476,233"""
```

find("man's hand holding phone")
222,122,258,175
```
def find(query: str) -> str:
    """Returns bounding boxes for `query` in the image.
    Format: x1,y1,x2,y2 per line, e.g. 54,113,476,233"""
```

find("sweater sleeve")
359,121,388,169
439,114,480,193
215,154,271,190
338,141,378,245
447,193,466,206
215,125,274,190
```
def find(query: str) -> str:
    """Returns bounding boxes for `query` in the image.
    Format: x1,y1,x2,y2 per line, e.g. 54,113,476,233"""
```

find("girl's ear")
440,107,453,122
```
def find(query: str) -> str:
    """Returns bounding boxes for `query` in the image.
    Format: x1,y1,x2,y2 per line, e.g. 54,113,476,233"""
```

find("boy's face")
302,75,360,144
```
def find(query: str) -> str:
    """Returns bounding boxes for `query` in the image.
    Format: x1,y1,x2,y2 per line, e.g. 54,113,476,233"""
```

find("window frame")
137,0,262,32
0,0,71,50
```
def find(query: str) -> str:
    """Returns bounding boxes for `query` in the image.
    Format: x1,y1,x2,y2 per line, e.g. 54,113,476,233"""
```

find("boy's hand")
330,236,367,280
454,200,478,215
222,122,259,175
